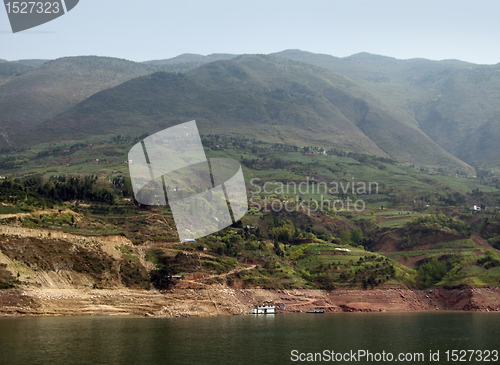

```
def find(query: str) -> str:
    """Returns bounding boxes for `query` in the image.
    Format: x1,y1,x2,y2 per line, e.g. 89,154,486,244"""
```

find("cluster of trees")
476,169,499,186
34,133,149,160
0,156,20,170
149,250,199,290
339,228,364,246
241,156,286,170
309,255,395,289
203,135,395,170
388,191,469,208
326,148,395,165
202,135,254,150
487,235,500,250
199,227,247,257
0,175,116,204
198,213,360,260
406,214,471,236
477,251,500,270
270,220,296,243
438,192,467,206
111,133,149,143
111,176,134,197
35,143,87,159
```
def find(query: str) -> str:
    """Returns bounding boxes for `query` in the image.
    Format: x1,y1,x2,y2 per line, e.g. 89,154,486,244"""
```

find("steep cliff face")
0,225,150,290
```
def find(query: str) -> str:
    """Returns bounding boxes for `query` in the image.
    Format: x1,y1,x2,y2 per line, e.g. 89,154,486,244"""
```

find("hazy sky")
1,0,499,64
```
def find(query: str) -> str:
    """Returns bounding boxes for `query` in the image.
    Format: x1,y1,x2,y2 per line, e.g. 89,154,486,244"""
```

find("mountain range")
0,56,153,147
1,50,499,173
272,50,500,169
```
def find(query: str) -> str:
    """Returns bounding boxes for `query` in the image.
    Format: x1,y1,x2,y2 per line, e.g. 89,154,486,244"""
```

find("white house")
252,305,276,314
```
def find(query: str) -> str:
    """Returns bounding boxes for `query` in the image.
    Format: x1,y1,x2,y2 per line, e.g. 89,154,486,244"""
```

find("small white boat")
252,305,276,314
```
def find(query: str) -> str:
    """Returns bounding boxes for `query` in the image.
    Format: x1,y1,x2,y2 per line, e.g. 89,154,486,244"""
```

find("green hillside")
1,136,499,290
1,51,499,293
1,50,497,169
0,56,155,148
28,55,474,174
274,50,500,168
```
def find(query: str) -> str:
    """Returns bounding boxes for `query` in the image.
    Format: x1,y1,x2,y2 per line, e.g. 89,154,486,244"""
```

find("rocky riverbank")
1,286,500,317
1,222,500,318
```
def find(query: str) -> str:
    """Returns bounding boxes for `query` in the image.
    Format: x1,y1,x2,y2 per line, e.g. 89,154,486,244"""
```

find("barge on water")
252,305,276,314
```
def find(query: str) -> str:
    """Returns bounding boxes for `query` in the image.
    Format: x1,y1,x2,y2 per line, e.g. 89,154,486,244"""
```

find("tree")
339,231,352,245
351,228,363,245
270,220,295,243
416,257,448,288
150,265,172,290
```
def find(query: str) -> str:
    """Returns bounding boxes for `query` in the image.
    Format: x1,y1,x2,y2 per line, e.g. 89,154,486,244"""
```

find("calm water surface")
1,312,499,364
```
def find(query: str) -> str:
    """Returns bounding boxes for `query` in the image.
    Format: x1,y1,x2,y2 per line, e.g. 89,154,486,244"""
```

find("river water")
1,312,499,364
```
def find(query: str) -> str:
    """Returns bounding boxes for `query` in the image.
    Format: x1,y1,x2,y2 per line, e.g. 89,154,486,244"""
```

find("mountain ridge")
272,49,500,168
0,56,154,147
1,50,498,172
26,55,474,174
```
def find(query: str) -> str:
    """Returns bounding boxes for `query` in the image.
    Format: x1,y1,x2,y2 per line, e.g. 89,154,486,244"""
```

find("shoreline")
1,224,499,318
1,286,499,318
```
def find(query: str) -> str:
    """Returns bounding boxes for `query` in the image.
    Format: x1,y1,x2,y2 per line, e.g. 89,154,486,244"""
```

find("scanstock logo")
128,121,248,241
3,0,79,33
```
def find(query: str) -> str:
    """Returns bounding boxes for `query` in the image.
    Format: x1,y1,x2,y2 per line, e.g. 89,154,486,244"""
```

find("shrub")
416,257,448,288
